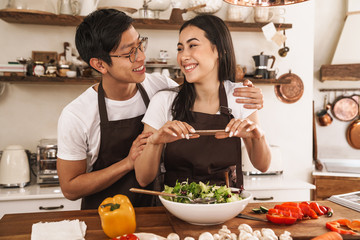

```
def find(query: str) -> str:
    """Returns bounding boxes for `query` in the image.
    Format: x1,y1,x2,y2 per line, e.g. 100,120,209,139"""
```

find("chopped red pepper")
346,220,360,231
266,214,297,225
274,205,304,219
299,203,318,219
281,202,300,208
268,208,301,219
326,219,358,235
320,205,334,217
310,202,325,216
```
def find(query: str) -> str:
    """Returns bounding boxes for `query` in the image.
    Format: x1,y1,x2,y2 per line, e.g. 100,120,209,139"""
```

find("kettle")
79,0,99,16
252,52,276,79
0,145,30,187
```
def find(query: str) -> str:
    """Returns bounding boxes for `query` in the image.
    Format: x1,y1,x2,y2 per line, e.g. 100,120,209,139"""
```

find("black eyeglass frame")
109,37,148,63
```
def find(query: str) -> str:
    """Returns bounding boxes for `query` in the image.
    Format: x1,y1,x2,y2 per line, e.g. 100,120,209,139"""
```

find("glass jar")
33,61,45,77
58,64,70,77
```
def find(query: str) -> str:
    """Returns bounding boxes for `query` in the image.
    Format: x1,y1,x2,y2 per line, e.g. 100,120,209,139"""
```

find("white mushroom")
184,237,195,240
252,230,262,239
199,232,214,240
260,229,277,240
238,224,253,234
213,233,220,240
219,225,232,235
167,233,180,240
230,233,237,240
279,231,292,240
238,231,253,240
247,237,260,240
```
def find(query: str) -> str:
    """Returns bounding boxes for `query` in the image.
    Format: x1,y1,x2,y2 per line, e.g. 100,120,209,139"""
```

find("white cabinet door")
0,198,81,219
249,189,311,203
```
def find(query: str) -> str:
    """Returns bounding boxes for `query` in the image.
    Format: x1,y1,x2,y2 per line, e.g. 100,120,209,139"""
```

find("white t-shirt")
142,80,257,130
57,73,178,171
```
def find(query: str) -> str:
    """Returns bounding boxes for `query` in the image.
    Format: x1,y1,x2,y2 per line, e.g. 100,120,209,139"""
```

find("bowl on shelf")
159,189,252,225
188,0,223,14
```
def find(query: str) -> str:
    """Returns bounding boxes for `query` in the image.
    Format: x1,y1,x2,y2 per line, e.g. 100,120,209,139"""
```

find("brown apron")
164,83,243,188
81,81,154,209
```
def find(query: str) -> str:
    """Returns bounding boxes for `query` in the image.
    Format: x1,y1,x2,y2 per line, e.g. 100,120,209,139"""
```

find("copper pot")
332,95,359,122
346,95,360,149
316,95,332,126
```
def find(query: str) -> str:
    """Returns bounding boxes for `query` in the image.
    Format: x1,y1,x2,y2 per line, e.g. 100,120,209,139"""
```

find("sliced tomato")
266,214,297,225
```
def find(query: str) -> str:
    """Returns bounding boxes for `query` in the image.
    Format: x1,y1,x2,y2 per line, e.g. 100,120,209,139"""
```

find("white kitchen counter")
0,184,64,202
244,174,315,191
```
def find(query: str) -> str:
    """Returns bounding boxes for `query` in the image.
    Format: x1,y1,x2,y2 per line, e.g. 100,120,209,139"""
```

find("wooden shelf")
320,63,360,81
0,75,100,84
0,9,292,32
0,76,290,85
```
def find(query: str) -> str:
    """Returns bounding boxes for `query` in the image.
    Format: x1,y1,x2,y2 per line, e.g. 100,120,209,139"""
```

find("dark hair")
172,14,236,122
75,9,134,67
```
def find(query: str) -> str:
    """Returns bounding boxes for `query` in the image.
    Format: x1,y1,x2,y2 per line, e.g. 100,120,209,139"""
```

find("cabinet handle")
39,205,64,210
253,197,274,201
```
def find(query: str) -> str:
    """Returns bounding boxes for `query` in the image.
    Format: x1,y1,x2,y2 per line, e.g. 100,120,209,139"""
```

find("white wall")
313,0,360,159
0,0,316,183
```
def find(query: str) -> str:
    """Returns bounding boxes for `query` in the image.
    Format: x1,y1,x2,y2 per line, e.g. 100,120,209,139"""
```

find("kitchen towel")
31,219,87,240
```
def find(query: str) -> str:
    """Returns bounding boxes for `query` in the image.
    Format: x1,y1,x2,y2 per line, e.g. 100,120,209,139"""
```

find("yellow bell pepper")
98,194,136,238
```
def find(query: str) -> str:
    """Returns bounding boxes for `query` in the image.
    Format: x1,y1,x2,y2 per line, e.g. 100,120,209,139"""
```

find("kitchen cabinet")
0,184,81,219
244,175,316,203
313,173,360,201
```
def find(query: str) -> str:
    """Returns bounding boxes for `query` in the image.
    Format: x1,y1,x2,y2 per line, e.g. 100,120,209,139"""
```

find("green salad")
163,180,242,204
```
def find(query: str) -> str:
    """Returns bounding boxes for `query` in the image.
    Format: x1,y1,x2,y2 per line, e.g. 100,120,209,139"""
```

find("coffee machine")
252,52,276,79
36,139,59,185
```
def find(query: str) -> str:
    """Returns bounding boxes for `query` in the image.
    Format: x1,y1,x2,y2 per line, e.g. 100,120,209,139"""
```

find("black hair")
171,14,237,122
75,9,134,67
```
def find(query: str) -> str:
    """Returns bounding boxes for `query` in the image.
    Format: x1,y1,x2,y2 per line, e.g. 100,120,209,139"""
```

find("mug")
253,7,274,23
227,5,252,22
267,68,279,79
271,7,286,23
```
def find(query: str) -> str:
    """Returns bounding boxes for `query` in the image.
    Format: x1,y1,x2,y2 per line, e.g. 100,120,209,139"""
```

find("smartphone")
194,130,226,136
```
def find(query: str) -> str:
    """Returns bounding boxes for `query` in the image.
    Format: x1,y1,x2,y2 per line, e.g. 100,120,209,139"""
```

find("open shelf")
0,75,291,85
0,75,100,84
0,9,292,32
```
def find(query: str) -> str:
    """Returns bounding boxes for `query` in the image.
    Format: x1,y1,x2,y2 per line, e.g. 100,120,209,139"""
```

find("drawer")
0,198,81,219
249,189,311,203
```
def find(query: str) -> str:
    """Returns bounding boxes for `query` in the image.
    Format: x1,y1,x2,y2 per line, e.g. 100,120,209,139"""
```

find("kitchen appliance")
0,145,30,187
252,52,275,79
242,145,283,175
36,139,59,185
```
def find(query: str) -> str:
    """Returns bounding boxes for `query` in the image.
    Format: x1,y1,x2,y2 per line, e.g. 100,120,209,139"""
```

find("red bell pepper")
274,205,304,219
266,214,297,225
299,203,318,219
310,202,325,216
326,219,358,235
268,208,301,219
320,205,334,217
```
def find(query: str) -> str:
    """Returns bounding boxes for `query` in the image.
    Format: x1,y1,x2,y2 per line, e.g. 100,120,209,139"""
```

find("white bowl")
159,190,252,225
66,70,77,78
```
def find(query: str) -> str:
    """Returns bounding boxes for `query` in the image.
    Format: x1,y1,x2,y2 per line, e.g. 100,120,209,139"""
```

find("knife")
236,213,268,222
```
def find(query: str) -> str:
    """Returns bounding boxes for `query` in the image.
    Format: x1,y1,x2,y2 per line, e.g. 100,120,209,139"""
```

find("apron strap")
219,82,232,117
136,83,150,108
97,81,151,123
219,81,243,189
98,81,108,123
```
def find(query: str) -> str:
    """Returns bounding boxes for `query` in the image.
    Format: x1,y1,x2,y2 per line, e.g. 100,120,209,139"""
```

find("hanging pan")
332,94,359,122
274,70,304,104
346,95,360,149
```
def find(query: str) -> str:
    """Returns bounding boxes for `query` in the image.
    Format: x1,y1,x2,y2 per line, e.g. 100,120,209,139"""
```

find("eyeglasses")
109,37,148,63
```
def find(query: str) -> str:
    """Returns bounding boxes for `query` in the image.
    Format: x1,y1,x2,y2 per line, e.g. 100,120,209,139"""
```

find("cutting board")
166,201,360,240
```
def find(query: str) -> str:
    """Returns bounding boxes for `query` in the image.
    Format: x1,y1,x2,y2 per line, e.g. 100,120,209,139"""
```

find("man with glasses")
57,9,264,209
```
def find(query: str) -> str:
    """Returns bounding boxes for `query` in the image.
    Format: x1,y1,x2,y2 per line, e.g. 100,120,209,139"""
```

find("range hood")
320,0,360,81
